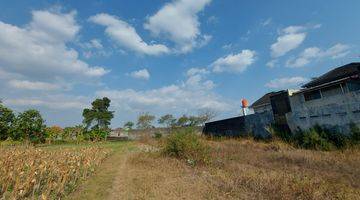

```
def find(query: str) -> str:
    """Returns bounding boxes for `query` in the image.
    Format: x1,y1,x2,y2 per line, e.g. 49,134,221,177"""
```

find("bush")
163,128,210,165
294,129,333,151
268,124,292,142
154,132,162,139
45,126,64,143
350,123,360,144
85,128,109,141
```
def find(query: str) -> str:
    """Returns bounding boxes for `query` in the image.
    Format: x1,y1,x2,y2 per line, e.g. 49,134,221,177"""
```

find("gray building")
286,63,360,134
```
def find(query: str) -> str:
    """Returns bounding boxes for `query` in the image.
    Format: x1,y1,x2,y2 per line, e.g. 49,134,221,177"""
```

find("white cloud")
96,84,229,115
89,13,169,56
96,65,231,118
185,67,214,90
286,43,350,68
0,9,108,80
81,39,103,49
270,25,307,58
222,43,232,50
144,0,212,53
3,94,89,110
129,69,150,80
265,76,308,89
211,50,256,73
266,59,278,68
8,79,61,91
261,18,272,26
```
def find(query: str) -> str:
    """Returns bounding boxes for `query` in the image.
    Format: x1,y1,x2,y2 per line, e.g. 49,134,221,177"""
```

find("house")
250,92,275,114
285,63,360,134
203,62,360,137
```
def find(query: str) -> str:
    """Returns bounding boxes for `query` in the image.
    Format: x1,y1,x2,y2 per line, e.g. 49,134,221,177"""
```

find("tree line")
0,97,217,143
0,97,114,143
123,109,217,130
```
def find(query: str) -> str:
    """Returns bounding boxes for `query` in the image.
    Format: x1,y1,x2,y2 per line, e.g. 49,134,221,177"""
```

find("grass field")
1,138,359,200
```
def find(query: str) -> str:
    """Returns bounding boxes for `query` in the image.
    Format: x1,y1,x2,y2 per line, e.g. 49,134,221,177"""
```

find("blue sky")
0,0,359,127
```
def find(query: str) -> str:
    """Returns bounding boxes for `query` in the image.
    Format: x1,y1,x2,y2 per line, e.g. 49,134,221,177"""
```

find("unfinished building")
203,62,360,137
286,62,360,134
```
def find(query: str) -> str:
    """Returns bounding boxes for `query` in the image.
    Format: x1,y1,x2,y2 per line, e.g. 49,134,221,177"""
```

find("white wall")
286,89,360,134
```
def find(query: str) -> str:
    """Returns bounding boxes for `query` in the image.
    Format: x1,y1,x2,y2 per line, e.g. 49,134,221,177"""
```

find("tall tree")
197,109,218,125
83,97,114,130
0,103,15,140
137,113,155,129
124,121,134,130
158,114,176,128
12,109,46,143
177,115,190,127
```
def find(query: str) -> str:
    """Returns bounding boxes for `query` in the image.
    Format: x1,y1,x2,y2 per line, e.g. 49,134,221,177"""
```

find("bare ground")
69,140,360,200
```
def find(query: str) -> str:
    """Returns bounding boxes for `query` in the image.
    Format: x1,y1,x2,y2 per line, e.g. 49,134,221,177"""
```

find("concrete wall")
203,111,274,138
253,104,272,114
286,90,360,134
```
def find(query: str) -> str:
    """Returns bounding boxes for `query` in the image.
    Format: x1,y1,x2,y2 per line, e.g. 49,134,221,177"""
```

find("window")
321,84,342,98
304,90,321,101
347,80,360,92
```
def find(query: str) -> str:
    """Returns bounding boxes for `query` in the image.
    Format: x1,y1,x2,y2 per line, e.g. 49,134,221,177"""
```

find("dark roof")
303,62,360,88
250,92,276,108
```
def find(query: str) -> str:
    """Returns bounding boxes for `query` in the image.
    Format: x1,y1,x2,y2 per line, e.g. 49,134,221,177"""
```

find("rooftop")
303,62,360,88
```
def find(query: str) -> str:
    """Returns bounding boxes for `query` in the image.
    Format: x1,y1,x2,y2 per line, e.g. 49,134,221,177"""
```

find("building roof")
303,62,360,88
250,92,276,108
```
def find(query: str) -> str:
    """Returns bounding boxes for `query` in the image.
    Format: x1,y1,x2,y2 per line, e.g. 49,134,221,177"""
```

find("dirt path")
68,142,135,200
107,148,131,200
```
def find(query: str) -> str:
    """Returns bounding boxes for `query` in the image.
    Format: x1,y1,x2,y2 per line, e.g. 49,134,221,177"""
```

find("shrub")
85,128,109,141
268,124,292,142
154,132,162,139
350,123,360,144
45,126,64,143
294,129,333,151
163,128,210,165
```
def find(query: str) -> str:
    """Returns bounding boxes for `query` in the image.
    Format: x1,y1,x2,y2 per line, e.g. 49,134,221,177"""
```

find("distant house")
286,62,360,134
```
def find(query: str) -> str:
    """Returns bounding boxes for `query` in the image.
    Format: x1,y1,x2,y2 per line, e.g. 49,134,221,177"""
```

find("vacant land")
1,139,359,200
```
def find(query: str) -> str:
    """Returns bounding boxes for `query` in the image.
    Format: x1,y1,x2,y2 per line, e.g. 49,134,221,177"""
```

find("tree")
137,113,155,129
177,115,190,127
0,103,15,140
83,97,114,130
188,115,202,127
12,109,46,143
197,109,218,125
158,114,176,128
124,121,134,130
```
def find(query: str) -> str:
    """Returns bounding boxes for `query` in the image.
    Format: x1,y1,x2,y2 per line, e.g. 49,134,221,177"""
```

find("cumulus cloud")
89,13,169,56
144,0,212,53
270,25,307,58
3,94,89,110
0,10,108,80
8,79,61,91
265,76,308,89
96,66,231,118
286,43,350,68
211,50,256,73
129,69,150,80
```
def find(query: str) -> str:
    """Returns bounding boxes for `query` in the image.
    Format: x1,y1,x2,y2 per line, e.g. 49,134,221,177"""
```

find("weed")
163,127,210,165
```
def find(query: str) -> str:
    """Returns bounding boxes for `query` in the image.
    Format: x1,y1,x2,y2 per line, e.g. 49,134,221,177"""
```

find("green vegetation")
136,112,155,129
163,128,210,165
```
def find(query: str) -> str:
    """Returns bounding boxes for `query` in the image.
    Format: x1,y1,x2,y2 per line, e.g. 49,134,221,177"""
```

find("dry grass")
0,144,111,199
121,138,360,200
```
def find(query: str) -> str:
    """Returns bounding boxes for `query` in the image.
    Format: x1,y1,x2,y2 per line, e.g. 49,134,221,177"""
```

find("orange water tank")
241,99,249,108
